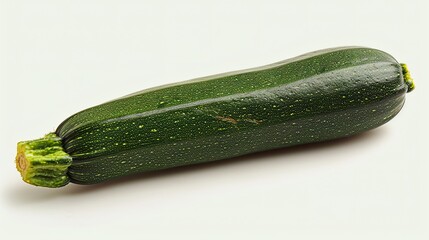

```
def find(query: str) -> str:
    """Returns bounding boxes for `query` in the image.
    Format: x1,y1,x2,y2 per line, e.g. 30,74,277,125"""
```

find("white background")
1,0,428,239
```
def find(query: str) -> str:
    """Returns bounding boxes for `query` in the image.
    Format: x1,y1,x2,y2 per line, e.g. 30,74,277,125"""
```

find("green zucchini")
16,46,414,188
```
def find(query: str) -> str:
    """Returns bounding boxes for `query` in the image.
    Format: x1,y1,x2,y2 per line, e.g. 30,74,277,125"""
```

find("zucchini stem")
16,133,72,188
401,63,415,92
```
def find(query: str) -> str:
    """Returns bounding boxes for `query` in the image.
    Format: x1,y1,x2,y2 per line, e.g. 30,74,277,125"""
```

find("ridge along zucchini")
16,46,415,188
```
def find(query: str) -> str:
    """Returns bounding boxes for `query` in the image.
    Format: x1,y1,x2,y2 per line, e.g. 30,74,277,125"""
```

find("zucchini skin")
17,47,414,187
58,46,411,184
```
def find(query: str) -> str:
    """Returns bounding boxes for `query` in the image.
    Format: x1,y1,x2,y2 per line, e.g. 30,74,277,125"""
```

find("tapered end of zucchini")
16,133,72,188
401,63,415,92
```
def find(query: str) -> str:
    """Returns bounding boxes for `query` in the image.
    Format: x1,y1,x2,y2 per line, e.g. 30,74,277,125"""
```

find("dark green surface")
17,46,413,187
57,46,411,184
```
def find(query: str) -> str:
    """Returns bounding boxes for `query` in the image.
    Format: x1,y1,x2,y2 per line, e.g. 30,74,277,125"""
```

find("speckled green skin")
55,47,411,184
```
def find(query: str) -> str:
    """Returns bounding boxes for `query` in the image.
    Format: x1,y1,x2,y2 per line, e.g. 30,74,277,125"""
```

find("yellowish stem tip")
401,63,415,92
16,133,72,188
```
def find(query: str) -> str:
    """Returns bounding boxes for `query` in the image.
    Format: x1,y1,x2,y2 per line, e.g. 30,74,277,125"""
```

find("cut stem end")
16,133,72,188
401,63,415,93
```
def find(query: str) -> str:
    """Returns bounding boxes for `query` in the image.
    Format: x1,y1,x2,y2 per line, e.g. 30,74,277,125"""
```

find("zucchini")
16,46,414,188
